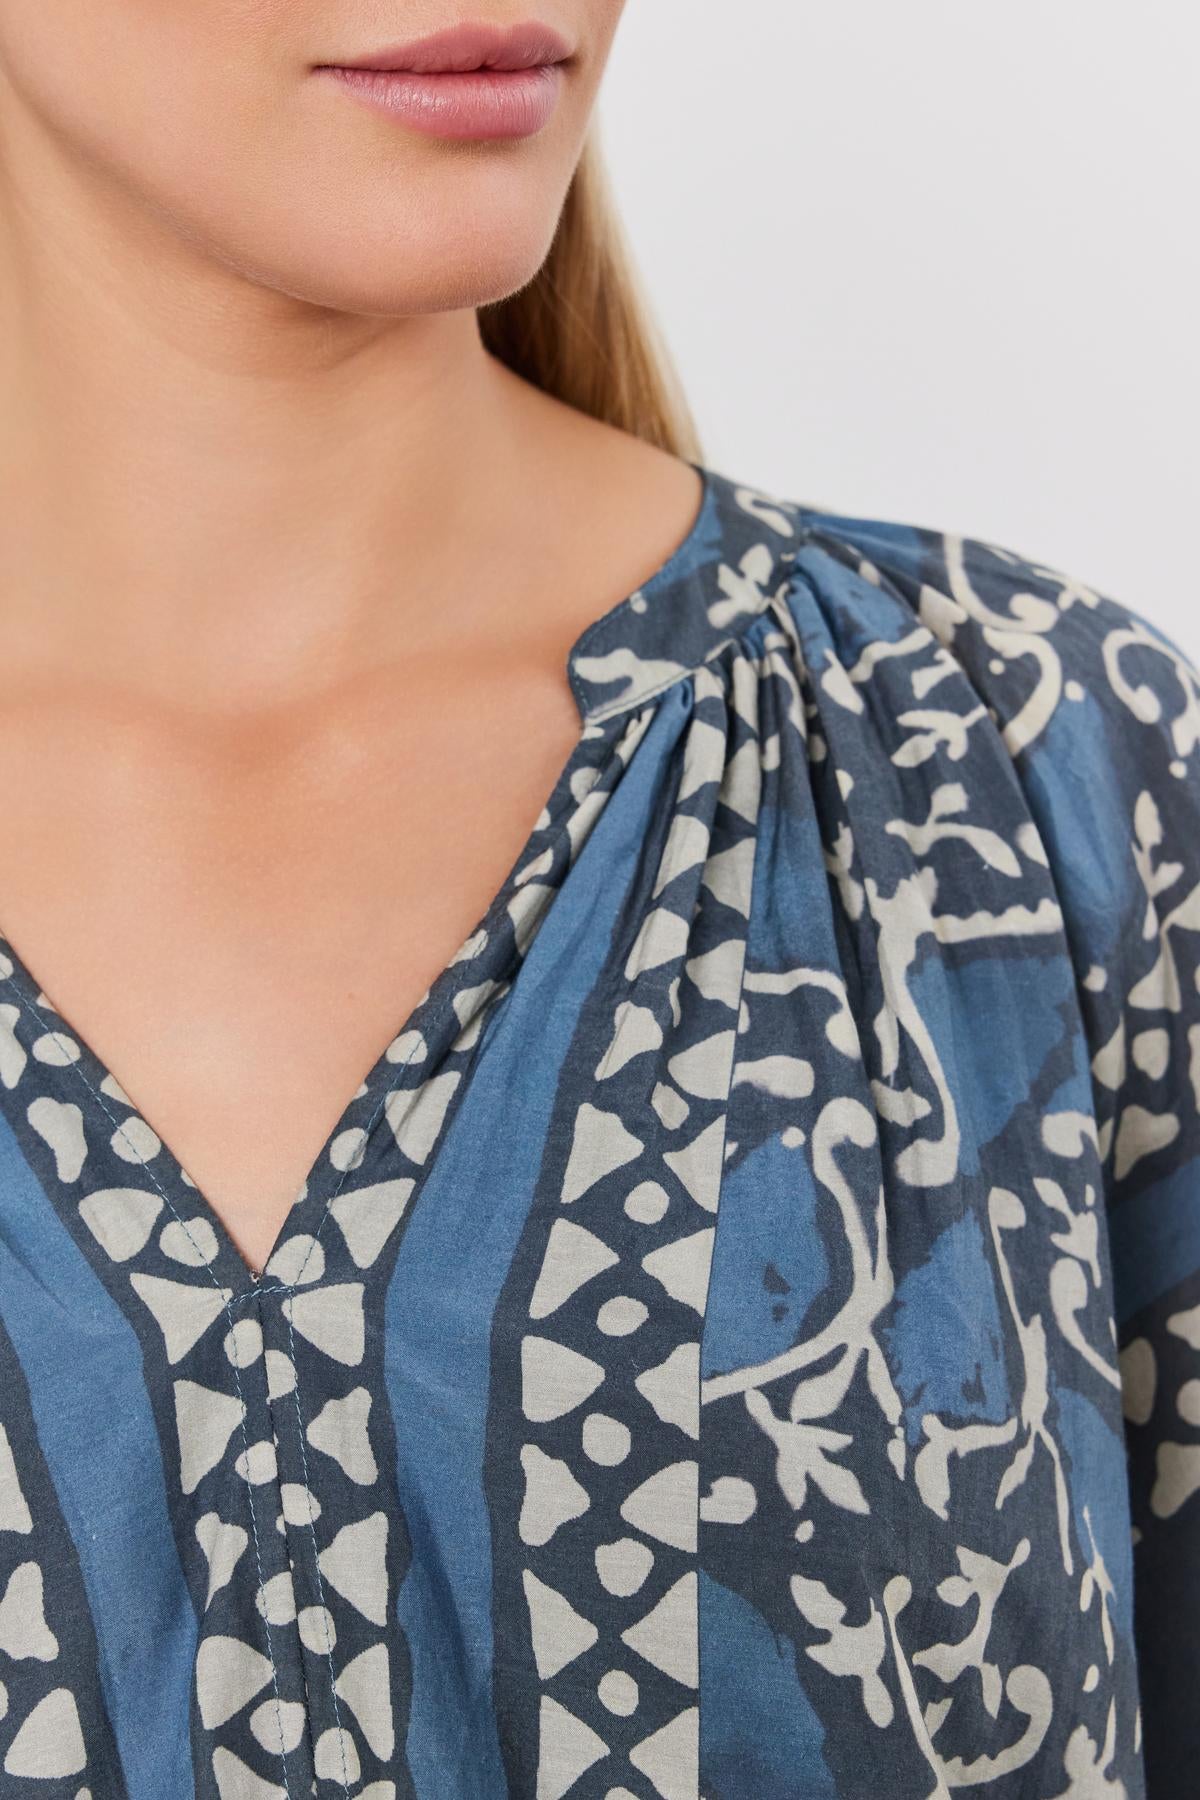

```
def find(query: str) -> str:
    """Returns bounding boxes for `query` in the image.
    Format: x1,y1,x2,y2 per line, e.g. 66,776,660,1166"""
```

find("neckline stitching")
0,969,236,1293
564,459,712,722
576,544,807,726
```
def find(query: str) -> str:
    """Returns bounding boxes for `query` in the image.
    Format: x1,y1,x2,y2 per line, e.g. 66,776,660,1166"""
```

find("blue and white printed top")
0,461,1195,1800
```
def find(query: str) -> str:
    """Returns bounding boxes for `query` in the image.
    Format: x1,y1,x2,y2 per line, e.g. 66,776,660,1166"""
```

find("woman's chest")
0,652,587,1276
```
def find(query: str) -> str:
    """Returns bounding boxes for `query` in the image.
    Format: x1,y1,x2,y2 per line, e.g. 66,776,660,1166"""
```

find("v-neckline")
0,759,577,1302
0,459,715,1301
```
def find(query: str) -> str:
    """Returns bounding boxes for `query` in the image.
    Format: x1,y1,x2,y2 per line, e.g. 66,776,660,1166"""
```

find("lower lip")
313,63,566,139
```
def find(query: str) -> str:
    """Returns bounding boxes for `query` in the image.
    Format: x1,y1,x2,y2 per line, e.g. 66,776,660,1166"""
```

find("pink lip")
312,18,573,139
320,19,574,74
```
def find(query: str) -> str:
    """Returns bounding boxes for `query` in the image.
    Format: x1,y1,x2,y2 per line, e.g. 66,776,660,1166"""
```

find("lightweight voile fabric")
0,461,1195,1800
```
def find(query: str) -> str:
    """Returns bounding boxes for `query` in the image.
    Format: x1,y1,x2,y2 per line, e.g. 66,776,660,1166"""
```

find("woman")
0,5,1192,1798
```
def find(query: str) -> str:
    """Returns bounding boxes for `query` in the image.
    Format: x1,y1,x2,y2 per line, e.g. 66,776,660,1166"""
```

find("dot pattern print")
0,462,1196,1798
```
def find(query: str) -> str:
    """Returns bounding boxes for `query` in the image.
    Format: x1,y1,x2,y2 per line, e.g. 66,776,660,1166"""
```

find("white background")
598,1,1198,662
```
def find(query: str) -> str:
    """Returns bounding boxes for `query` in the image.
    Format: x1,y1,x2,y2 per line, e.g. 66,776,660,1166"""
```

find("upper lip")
318,19,574,74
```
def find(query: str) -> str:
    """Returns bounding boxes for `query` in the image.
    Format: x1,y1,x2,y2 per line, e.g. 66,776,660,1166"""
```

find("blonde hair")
477,128,704,464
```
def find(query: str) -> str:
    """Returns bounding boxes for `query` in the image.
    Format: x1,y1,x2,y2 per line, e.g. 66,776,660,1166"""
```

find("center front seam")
278,1302,354,1799
253,1284,335,1799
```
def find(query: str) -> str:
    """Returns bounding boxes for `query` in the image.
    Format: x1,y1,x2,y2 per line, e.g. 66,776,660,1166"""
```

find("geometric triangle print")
129,1273,233,1365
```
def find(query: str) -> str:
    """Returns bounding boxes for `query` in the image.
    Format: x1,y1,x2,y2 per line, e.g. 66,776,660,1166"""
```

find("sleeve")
909,529,1200,1795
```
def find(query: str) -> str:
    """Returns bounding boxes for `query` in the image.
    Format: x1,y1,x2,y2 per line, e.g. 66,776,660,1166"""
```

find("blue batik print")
0,460,1195,1798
